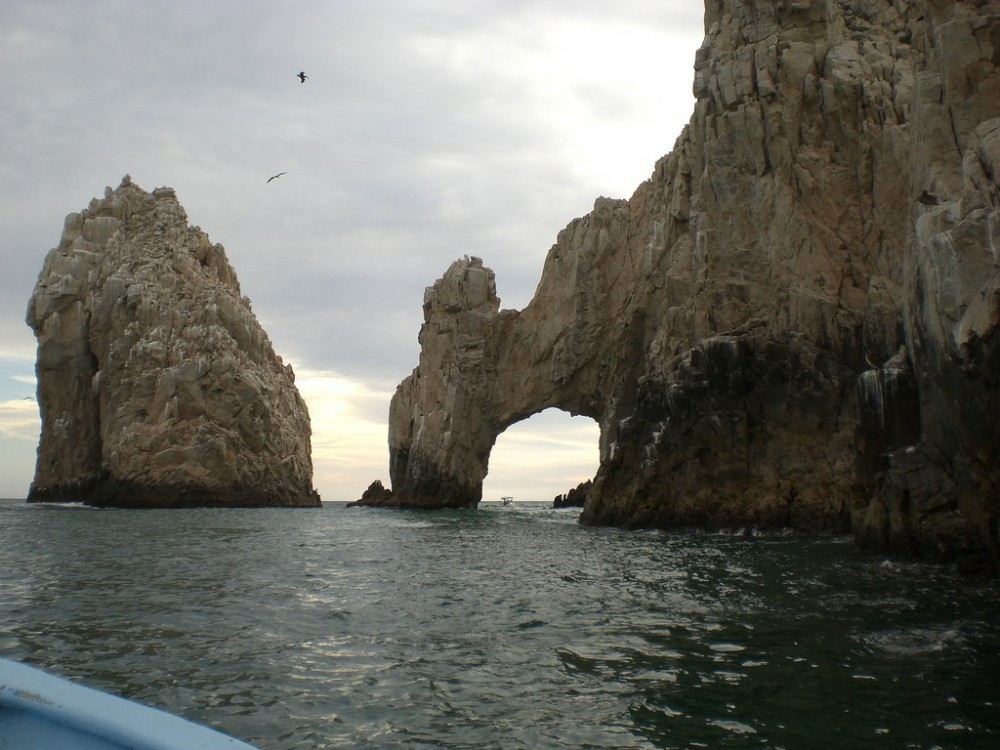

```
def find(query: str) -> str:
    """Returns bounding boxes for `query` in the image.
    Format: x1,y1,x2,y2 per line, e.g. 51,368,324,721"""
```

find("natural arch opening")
481,408,600,504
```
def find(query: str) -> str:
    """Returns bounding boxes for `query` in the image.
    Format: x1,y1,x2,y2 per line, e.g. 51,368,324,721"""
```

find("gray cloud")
0,0,703,499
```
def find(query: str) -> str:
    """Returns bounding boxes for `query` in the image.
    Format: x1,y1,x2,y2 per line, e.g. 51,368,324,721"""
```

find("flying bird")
917,190,939,206
267,171,288,183
297,71,308,83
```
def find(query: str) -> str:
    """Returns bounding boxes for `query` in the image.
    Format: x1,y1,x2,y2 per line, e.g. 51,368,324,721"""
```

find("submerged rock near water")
380,1,1000,571
26,176,320,507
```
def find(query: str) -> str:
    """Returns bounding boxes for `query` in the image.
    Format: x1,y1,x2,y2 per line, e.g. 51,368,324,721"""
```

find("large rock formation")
380,0,1000,571
26,177,319,507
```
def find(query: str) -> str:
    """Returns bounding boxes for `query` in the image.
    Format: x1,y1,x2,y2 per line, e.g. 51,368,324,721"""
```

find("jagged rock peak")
26,176,320,507
382,1,1000,572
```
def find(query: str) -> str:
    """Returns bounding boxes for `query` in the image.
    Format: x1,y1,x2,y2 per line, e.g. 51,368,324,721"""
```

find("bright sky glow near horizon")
0,1,705,502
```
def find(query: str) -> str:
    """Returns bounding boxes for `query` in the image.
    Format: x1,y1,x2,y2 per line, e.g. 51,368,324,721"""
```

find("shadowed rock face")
26,177,319,507
381,0,1000,571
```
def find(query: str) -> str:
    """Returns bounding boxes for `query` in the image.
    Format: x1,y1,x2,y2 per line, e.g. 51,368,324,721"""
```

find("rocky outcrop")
383,1,1000,571
26,176,319,507
554,480,592,509
349,480,394,507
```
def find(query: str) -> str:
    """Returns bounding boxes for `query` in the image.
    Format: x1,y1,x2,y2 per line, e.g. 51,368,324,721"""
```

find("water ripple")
1,500,998,749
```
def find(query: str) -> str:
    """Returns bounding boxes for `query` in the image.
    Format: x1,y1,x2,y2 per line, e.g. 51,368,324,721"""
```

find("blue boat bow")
0,658,259,750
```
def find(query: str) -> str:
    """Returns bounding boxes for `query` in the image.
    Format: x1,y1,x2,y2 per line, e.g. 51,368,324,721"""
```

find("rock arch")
377,1,1000,571
483,408,600,503
386,198,640,509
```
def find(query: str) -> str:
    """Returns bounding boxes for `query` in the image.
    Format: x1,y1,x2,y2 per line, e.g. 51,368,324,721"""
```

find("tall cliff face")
384,0,1000,570
26,177,319,507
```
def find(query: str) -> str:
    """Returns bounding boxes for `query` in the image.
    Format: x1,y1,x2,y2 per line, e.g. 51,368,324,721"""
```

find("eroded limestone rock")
382,1,1000,570
26,176,319,507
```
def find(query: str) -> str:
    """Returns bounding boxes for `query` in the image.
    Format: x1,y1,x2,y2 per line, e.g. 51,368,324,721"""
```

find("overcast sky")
0,1,704,502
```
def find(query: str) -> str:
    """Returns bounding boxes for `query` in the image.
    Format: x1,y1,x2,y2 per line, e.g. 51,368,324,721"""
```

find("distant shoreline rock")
554,480,592,509
348,480,394,507
26,176,320,508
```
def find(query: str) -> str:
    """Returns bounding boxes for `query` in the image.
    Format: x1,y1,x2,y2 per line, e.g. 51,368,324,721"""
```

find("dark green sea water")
0,498,997,749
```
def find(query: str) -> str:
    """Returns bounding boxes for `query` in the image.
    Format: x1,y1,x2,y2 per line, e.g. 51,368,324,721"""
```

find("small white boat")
500,496,513,506
0,657,258,750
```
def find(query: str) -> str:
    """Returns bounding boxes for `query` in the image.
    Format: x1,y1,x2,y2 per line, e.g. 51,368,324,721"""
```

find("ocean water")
0,499,997,749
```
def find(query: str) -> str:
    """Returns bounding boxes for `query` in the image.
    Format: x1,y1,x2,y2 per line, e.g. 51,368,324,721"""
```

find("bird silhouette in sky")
298,71,308,83
267,171,288,183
